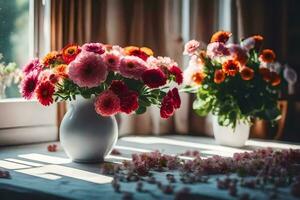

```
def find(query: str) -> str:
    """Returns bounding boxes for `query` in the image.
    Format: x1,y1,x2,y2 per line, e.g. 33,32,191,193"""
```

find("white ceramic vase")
60,97,118,163
212,116,250,147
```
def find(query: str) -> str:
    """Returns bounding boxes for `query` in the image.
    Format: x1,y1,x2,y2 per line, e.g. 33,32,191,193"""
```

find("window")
0,0,29,98
0,0,57,146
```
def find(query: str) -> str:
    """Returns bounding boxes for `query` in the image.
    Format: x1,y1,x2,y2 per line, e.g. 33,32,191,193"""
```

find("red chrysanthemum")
142,68,167,88
171,88,181,109
62,44,81,64
160,96,175,119
35,81,55,106
109,80,128,96
120,91,139,114
160,88,181,119
94,90,121,116
169,66,183,85
21,71,40,100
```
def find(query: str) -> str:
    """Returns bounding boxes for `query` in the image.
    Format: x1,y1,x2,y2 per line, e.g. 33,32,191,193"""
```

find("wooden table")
0,135,299,200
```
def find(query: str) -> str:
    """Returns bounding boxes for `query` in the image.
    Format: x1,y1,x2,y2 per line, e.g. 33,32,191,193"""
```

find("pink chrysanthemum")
39,69,58,84
20,70,40,100
227,44,248,65
22,59,42,75
147,56,177,72
68,51,108,88
82,43,105,55
94,90,121,116
102,52,121,71
119,56,148,79
206,42,230,59
183,40,200,55
38,69,51,82
112,45,125,56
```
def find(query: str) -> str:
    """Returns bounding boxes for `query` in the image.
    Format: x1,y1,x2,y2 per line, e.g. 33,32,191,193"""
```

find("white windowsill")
0,99,58,146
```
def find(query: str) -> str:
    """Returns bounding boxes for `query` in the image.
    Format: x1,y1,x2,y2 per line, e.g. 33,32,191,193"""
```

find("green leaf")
139,97,151,107
180,86,199,93
193,98,212,116
264,107,281,121
135,106,147,114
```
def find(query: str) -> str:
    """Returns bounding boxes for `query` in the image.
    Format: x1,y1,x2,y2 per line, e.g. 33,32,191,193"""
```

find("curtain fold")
231,0,288,60
188,0,219,136
51,0,220,136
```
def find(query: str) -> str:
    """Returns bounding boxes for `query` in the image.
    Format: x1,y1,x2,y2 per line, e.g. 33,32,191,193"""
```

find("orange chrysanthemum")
42,51,59,66
222,60,240,76
124,46,154,61
259,67,271,82
240,67,254,81
253,35,263,50
260,49,276,63
210,31,232,43
214,69,226,84
53,64,68,78
270,72,281,86
191,72,205,85
62,44,81,64
140,47,154,56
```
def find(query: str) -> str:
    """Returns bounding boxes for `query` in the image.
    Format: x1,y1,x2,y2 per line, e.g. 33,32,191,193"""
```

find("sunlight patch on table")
246,140,300,149
0,160,30,169
106,155,132,161
5,158,44,167
114,145,151,153
16,165,113,184
18,153,72,164
122,137,248,154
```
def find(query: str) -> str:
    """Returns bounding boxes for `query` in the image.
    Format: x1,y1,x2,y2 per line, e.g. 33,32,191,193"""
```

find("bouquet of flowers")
21,43,182,118
0,54,21,99
183,31,281,128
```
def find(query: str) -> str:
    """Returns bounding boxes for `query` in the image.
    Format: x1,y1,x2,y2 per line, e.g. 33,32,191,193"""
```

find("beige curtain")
188,0,219,136
51,0,220,136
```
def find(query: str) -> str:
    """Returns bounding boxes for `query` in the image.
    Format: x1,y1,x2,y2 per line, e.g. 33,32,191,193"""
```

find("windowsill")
0,99,58,146
0,98,31,103
0,135,299,200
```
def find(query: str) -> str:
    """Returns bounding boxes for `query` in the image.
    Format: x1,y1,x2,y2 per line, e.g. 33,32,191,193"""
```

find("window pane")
0,0,29,98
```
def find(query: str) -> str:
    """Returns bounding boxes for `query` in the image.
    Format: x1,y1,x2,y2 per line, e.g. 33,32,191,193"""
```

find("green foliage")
186,51,281,129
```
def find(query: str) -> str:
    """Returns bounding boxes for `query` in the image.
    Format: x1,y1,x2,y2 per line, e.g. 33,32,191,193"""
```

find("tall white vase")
60,97,118,163
212,116,250,147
